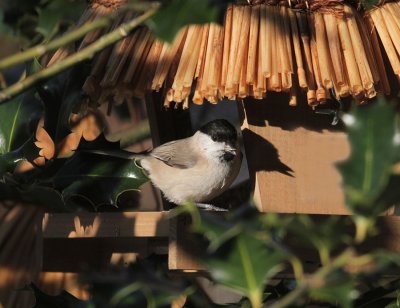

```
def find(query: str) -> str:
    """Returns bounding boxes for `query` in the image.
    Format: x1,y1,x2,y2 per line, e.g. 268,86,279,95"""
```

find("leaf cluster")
0,65,148,211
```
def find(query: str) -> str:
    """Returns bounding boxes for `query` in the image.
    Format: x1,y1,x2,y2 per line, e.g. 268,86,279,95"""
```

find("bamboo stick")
183,26,205,88
172,26,198,92
337,10,363,96
131,33,154,97
124,29,152,82
151,43,170,90
365,14,390,94
260,5,272,78
100,12,138,86
309,14,326,102
254,34,264,98
233,6,251,87
381,5,400,66
314,12,332,89
208,25,224,92
344,6,374,93
370,9,400,75
201,24,215,95
355,11,380,87
220,5,233,90
270,7,281,91
280,6,292,90
297,12,317,104
289,85,297,106
193,78,204,104
246,5,260,85
225,5,244,93
323,13,349,96
289,9,306,88
239,40,249,98
151,28,187,91
142,39,163,89
195,25,209,79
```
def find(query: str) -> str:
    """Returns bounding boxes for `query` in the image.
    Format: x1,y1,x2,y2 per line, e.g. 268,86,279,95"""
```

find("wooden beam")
43,212,169,238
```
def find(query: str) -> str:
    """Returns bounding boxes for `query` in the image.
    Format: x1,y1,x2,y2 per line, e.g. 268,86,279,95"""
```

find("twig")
0,3,160,104
0,2,156,71
271,249,354,308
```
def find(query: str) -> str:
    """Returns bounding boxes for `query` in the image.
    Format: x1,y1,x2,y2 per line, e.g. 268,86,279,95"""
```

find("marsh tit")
88,119,242,209
137,119,242,207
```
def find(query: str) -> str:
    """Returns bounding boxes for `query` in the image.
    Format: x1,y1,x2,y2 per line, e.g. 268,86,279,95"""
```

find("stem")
0,2,156,70
318,245,330,267
289,256,304,281
0,3,160,104
354,216,373,244
271,249,354,308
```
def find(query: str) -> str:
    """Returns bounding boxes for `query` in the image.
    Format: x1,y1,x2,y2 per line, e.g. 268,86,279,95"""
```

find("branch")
0,3,160,104
271,249,355,308
0,2,156,70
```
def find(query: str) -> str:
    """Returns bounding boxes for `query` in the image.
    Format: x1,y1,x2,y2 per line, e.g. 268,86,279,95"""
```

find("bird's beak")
224,145,237,155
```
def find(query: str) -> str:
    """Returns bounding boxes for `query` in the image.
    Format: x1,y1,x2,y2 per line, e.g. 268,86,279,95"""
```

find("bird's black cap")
199,119,237,145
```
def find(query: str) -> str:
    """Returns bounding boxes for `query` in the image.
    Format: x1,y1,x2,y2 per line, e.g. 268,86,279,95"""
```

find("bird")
137,119,242,209
84,119,242,210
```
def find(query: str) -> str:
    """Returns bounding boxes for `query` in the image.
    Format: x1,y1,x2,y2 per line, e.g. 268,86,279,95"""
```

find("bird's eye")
211,136,217,141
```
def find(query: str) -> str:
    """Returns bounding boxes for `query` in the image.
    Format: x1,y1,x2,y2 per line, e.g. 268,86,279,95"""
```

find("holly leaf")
310,275,355,308
147,0,219,42
337,99,398,217
36,63,90,143
53,150,148,208
0,93,43,154
36,0,86,40
0,178,68,212
203,232,286,307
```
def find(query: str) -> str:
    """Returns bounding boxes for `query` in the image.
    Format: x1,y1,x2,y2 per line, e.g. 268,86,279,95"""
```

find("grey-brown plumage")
137,119,242,204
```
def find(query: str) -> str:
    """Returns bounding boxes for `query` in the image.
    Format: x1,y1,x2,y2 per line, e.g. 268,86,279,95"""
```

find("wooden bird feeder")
36,0,400,296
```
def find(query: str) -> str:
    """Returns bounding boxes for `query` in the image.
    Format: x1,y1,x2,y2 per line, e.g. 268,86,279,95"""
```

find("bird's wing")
150,139,197,169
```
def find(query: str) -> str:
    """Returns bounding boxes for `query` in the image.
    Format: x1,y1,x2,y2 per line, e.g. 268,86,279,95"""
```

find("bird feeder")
41,0,400,279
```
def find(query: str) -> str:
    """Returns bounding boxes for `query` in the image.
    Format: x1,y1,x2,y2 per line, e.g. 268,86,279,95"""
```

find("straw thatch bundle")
48,0,400,108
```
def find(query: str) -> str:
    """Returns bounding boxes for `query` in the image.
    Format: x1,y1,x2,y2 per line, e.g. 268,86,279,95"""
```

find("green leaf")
0,134,43,174
85,256,187,308
147,0,219,42
0,11,13,35
54,151,149,208
0,93,43,154
362,0,381,11
310,276,355,308
287,215,351,264
36,0,86,40
337,99,398,217
0,178,68,211
203,232,286,308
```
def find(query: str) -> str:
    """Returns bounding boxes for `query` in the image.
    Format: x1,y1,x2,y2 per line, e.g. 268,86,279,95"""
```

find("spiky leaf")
203,232,286,308
54,151,148,208
337,99,398,217
147,0,219,42
0,93,43,154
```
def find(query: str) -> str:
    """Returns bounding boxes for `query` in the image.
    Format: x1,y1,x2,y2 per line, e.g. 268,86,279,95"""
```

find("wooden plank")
241,94,351,214
168,214,400,271
169,215,203,271
43,237,168,272
43,212,169,238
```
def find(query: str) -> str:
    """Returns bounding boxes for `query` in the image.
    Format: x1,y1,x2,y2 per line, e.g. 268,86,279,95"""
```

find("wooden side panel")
169,215,203,271
241,95,351,214
43,212,169,238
